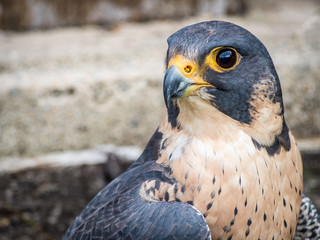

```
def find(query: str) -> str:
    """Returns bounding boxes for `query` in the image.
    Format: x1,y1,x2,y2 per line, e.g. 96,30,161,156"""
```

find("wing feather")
63,131,211,239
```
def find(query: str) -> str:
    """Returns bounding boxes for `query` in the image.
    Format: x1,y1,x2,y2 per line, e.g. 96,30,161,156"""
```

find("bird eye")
216,49,237,69
206,47,240,72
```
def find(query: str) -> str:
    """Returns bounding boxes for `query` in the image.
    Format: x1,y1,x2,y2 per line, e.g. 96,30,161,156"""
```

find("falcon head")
163,21,290,151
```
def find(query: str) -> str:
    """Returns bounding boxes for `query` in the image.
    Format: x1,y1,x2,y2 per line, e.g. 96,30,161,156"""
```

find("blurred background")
0,0,319,239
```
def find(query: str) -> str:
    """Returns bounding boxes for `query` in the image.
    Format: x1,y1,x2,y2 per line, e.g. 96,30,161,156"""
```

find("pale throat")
165,91,284,148
173,95,246,140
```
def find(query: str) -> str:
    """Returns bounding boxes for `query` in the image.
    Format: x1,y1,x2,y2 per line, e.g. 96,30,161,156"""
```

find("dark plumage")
64,21,319,240
64,131,211,239
295,195,320,239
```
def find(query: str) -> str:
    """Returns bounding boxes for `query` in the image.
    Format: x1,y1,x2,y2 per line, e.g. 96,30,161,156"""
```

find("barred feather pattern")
294,195,320,240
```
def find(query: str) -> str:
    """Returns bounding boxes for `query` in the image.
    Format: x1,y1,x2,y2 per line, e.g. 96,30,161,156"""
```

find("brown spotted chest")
140,121,303,240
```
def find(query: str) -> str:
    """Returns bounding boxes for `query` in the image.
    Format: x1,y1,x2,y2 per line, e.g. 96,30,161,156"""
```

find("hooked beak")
163,65,192,108
163,63,214,108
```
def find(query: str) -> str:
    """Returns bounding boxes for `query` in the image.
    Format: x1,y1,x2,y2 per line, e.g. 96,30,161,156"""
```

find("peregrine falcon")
64,21,320,239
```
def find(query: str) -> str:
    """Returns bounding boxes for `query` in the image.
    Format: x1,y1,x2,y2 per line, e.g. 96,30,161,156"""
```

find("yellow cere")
205,47,241,73
168,55,197,76
168,55,215,96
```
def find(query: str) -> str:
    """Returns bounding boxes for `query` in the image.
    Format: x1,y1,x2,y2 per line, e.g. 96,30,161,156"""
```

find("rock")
0,22,168,157
0,145,141,240
0,144,141,174
0,164,107,240
280,9,320,138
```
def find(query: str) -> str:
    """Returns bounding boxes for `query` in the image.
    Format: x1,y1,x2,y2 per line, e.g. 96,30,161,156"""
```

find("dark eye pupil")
216,49,237,69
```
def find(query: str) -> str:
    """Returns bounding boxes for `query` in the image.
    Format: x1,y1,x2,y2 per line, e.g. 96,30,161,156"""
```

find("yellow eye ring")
205,47,241,73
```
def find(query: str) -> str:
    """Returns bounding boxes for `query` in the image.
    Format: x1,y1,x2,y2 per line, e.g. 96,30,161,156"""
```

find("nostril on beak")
184,65,193,74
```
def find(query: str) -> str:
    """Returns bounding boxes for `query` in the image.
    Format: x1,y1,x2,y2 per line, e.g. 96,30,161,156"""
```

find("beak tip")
163,65,191,108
